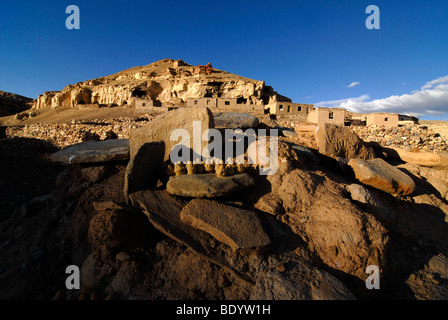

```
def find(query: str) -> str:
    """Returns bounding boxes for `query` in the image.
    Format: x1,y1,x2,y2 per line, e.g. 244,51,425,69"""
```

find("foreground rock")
50,139,130,164
346,184,395,224
291,144,319,164
406,254,448,300
348,158,416,196
213,112,259,129
166,173,255,198
250,256,356,300
398,163,448,201
316,124,376,160
129,190,257,283
247,155,389,282
180,199,271,253
383,146,448,168
277,127,297,137
130,107,213,160
124,142,165,204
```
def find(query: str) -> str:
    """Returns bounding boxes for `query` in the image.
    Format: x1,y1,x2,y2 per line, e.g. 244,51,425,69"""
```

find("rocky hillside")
1,108,448,301
0,90,33,117
34,59,287,110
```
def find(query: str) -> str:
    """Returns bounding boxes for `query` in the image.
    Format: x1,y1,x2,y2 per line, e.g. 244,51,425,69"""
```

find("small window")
206,100,210,105
298,106,302,112
194,100,198,105
385,117,388,121
329,112,334,119
225,101,230,105
279,104,284,111
287,105,291,112
142,103,146,107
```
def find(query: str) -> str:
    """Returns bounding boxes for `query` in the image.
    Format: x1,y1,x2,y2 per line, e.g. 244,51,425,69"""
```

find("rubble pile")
352,124,448,153
5,116,153,148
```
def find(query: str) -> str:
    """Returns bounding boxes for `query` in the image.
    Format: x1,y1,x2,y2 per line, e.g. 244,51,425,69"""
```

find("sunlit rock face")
34,58,283,110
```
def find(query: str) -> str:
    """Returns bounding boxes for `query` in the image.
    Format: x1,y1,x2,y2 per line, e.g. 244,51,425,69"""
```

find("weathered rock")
383,146,448,168
348,158,416,196
129,190,259,283
245,163,390,282
87,209,155,253
291,144,319,164
347,183,378,205
124,141,165,204
250,258,356,300
50,139,129,164
92,201,123,211
129,107,213,161
406,254,448,300
278,127,297,137
33,59,269,110
166,173,255,198
180,199,271,253
80,166,110,183
213,112,259,129
254,193,284,216
346,183,395,224
316,124,376,160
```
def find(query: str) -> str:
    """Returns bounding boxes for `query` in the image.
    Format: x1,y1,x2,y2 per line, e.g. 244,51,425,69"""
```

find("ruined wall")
308,108,345,126
366,113,399,127
186,98,217,108
269,102,313,115
135,99,167,113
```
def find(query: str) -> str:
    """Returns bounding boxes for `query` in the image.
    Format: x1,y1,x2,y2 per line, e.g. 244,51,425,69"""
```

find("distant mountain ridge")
0,90,33,117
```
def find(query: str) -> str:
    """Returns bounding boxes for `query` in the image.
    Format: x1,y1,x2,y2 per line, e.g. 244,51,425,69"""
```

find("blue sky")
1,0,447,119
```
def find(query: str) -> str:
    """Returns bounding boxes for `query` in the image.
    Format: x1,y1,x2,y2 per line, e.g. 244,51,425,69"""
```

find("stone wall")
353,124,448,153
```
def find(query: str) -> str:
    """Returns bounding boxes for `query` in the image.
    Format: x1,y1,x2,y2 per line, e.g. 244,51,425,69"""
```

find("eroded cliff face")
34,59,283,109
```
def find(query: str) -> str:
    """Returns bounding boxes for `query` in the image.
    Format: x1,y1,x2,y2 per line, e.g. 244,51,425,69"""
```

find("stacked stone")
5,116,153,149
352,124,448,153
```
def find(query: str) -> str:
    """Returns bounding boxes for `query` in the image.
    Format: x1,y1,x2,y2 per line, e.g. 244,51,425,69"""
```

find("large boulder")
243,158,389,282
129,107,214,161
348,158,416,196
315,124,376,160
50,139,130,164
398,163,448,201
180,199,271,253
128,190,257,283
213,112,259,129
166,173,255,198
406,254,448,300
291,144,319,164
250,257,356,300
276,127,297,137
346,183,395,224
123,141,165,204
383,146,448,168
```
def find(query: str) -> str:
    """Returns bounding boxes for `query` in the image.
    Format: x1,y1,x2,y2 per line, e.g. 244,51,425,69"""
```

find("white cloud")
421,75,448,90
315,75,448,118
346,81,360,88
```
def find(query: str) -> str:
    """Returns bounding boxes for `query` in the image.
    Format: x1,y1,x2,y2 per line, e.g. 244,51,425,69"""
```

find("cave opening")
236,97,247,104
131,89,147,98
